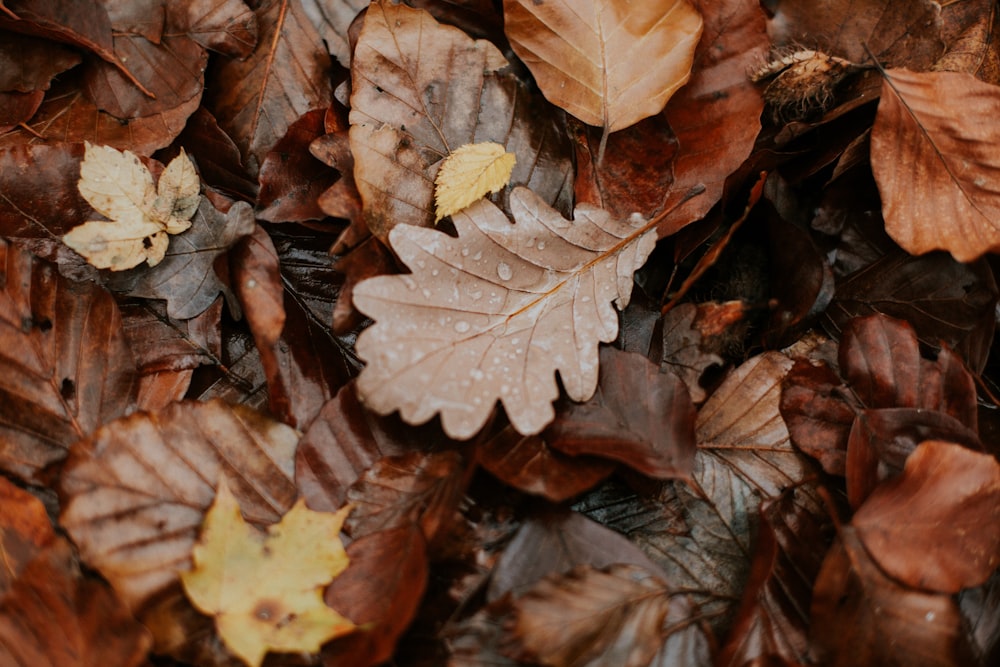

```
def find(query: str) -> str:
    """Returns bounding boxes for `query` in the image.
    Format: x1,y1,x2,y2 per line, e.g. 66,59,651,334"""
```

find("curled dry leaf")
871,68,1000,262
181,479,355,667
852,440,1000,594
353,186,657,439
503,0,702,157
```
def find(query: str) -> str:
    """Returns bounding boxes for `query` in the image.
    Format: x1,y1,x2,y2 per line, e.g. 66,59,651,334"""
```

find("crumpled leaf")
434,142,516,222
349,1,573,241
181,479,355,667
503,0,702,157
871,67,1000,262
852,440,1000,594
63,143,200,270
353,186,657,439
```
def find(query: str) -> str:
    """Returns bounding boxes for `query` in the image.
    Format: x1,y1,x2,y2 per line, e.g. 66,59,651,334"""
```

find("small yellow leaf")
64,142,201,270
180,479,355,667
434,142,515,222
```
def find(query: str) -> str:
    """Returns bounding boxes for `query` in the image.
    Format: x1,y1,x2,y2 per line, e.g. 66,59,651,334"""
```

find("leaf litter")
2,1,1000,666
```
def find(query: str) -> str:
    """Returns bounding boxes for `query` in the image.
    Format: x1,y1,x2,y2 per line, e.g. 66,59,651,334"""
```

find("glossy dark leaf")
0,238,138,483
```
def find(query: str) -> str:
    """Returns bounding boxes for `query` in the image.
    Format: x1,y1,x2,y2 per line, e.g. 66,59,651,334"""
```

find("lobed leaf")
353,186,657,438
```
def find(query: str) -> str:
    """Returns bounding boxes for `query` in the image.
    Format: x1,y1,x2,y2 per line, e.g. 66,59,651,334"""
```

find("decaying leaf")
503,0,703,157
62,143,200,270
353,186,656,439
181,479,355,667
434,142,516,222
871,68,1000,261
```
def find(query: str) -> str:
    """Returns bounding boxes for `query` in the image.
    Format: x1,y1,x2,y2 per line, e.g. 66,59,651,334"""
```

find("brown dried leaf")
810,527,975,667
503,0,702,151
169,0,258,58
508,564,674,667
871,68,1000,261
119,299,222,373
59,400,300,616
207,0,333,176
300,0,367,67
0,31,80,92
852,440,1000,593
353,187,657,439
0,238,138,483
348,1,573,241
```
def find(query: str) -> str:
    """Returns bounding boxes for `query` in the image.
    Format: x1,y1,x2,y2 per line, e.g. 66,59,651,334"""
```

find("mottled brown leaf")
207,0,333,176
349,1,573,241
852,441,1000,593
0,238,137,483
871,68,1000,261
810,528,975,667
59,400,300,616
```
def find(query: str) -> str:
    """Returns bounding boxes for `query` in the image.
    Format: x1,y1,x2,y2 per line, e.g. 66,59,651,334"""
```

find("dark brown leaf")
345,450,471,550
119,299,222,374
655,302,724,404
716,483,832,667
105,199,255,320
780,359,858,475
231,224,285,349
175,106,258,202
169,0,258,58
547,347,696,479
0,238,138,483
0,0,121,75
852,440,1000,593
0,30,80,92
257,109,339,223
207,0,333,176
476,427,615,502
810,527,975,667
0,143,92,239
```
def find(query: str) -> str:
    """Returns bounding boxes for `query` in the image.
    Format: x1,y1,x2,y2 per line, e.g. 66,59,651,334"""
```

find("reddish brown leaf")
119,299,222,374
105,199,255,320
345,451,471,550
0,30,80,92
311,129,362,226
655,0,767,237
0,477,56,589
59,400,300,616
136,369,193,412
231,224,285,349
207,0,333,176
0,238,138,483
476,427,615,503
0,143,92,239
810,527,975,667
507,564,678,667
330,236,394,334
323,526,429,667
780,359,858,475
348,1,572,241
852,441,1000,593
175,106,258,202
547,347,696,479
717,483,832,667
936,0,1000,83
846,408,982,509
257,109,339,223
0,0,121,75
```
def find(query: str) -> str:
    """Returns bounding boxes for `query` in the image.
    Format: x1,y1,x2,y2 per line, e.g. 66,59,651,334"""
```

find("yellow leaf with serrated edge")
434,142,515,222
180,479,355,667
63,142,200,270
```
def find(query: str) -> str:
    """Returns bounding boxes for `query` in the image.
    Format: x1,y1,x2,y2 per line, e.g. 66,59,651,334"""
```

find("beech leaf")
181,479,355,667
503,0,702,155
63,143,200,270
434,142,516,222
871,68,1000,261
353,186,657,439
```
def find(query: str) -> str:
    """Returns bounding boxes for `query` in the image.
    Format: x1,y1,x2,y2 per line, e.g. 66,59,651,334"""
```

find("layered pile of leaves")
2,1,1000,666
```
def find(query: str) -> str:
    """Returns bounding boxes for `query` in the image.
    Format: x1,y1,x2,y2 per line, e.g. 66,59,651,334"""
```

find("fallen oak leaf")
434,142,516,222
353,185,700,439
180,478,356,667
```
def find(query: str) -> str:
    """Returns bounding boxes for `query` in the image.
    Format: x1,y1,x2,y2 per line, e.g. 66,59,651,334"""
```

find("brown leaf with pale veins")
508,564,676,667
810,527,976,667
59,400,300,617
503,0,702,155
207,0,333,176
871,68,1000,261
353,187,657,439
348,1,573,241
169,0,258,58
0,238,138,484
852,440,1000,593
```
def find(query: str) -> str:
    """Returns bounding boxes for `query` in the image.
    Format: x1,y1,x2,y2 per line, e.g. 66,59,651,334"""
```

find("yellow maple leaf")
180,479,356,667
434,142,516,222
63,142,200,271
